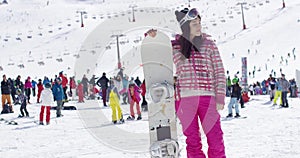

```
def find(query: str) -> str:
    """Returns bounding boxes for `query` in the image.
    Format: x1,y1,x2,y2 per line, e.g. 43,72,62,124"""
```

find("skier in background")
134,76,142,87
39,82,53,125
59,71,68,102
37,79,44,103
31,79,37,97
15,75,23,92
24,76,32,104
81,74,89,97
279,74,290,108
268,75,276,101
1,75,14,112
69,77,76,101
52,78,64,117
96,72,109,107
273,78,282,107
109,81,124,124
127,83,142,120
8,78,16,104
16,89,29,117
140,79,148,111
226,80,242,118
77,80,84,103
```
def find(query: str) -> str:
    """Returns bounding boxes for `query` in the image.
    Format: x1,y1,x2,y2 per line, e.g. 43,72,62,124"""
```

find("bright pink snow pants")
176,96,226,158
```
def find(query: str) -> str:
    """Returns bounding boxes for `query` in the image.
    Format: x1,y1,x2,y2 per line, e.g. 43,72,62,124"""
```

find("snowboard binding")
150,139,179,158
149,81,174,104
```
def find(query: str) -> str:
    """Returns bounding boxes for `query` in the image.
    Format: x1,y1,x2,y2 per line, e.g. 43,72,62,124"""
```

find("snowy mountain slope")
0,0,300,157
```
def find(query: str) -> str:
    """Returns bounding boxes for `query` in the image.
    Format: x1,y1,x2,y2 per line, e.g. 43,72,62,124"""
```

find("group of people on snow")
248,73,297,108
0,70,148,125
1,72,67,125
95,70,147,123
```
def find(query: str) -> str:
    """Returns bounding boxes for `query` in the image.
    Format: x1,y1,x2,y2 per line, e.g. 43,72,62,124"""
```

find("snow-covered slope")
0,0,300,157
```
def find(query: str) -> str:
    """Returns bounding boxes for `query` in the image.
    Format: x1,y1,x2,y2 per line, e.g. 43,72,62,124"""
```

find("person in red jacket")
140,79,148,111
37,79,44,103
69,77,76,101
242,91,250,103
77,80,84,103
59,71,68,101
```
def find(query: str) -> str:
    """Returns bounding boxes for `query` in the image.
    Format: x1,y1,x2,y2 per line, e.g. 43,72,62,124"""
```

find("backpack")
1,104,12,114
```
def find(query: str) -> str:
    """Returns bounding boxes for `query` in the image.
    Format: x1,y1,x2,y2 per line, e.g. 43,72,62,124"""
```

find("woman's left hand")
217,104,224,110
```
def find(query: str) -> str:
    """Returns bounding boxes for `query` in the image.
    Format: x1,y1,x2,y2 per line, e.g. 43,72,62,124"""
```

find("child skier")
109,81,124,124
127,83,142,120
39,82,54,125
16,89,29,117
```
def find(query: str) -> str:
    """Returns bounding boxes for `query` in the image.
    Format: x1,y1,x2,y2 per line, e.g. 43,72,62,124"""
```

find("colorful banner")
241,57,248,90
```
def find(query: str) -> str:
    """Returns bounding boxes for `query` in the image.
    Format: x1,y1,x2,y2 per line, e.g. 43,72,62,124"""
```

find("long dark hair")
178,16,202,59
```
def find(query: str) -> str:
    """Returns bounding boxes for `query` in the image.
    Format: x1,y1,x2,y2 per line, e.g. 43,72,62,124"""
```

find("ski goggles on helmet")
179,8,199,26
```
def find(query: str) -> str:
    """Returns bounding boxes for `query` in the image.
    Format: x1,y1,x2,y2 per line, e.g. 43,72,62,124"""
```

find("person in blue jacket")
31,80,37,97
52,77,65,117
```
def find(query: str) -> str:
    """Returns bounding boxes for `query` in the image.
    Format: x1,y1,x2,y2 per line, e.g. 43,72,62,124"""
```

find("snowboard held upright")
141,31,179,158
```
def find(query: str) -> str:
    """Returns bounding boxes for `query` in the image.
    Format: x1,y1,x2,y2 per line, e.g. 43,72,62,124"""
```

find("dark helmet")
45,82,52,88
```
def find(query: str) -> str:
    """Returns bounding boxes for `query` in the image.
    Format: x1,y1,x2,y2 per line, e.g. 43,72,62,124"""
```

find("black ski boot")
235,113,241,118
226,113,233,118
127,116,135,121
112,120,117,124
137,115,142,120
119,115,125,123
119,119,125,124
18,114,24,118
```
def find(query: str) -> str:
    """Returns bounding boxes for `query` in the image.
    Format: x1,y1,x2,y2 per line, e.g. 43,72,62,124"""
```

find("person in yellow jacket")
109,81,124,124
273,78,282,106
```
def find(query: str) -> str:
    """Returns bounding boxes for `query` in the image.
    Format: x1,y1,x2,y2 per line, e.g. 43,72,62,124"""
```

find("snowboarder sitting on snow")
127,83,142,120
226,80,242,118
39,82,54,125
109,81,124,124
16,89,29,117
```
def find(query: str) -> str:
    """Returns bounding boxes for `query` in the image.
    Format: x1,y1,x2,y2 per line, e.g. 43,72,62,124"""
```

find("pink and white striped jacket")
172,34,226,105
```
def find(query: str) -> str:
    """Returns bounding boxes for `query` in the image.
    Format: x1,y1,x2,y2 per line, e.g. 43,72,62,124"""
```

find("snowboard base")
51,106,77,110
